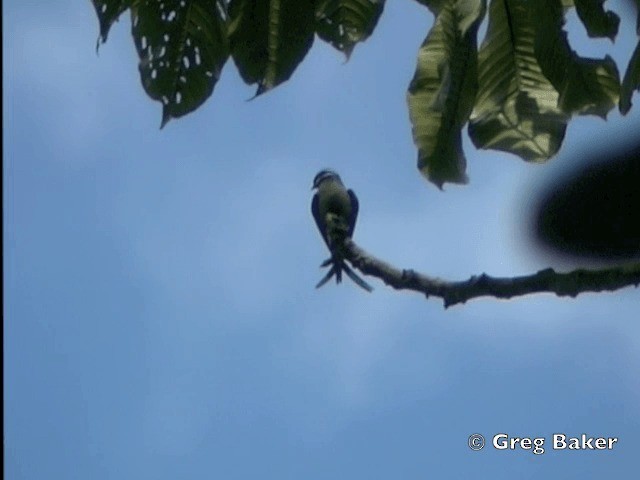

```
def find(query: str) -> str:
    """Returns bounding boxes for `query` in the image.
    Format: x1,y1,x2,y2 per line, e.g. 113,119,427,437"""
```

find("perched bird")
311,169,373,292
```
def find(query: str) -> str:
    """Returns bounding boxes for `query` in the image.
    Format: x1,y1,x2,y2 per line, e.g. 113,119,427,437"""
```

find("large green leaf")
534,0,619,119
315,0,385,58
407,0,485,188
574,0,619,40
92,0,133,47
620,39,640,114
228,0,315,96
469,0,568,162
131,0,229,127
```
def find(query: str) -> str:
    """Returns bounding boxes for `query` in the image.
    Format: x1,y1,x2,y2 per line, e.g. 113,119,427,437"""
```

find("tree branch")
343,240,640,308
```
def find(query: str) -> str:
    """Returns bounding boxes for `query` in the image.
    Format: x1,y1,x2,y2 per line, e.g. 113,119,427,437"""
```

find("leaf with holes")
92,0,134,48
131,0,229,127
228,0,315,96
315,0,385,59
407,0,485,188
469,0,568,162
534,0,619,119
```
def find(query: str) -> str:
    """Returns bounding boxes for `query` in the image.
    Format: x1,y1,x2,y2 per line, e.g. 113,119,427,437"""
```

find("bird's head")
312,169,342,190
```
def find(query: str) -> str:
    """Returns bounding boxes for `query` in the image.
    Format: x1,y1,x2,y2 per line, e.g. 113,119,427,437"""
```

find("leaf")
574,0,619,41
558,56,620,117
620,39,640,114
469,0,568,162
411,0,448,15
131,0,229,127
228,0,315,96
407,0,486,188
92,0,133,48
315,0,385,59
534,0,619,119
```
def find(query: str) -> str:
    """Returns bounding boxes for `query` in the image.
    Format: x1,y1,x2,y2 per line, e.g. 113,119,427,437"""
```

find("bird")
311,169,373,292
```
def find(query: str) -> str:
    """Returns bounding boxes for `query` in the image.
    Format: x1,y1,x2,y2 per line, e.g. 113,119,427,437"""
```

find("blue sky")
5,1,640,478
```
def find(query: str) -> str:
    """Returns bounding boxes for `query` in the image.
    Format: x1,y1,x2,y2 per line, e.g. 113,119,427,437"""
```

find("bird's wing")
347,189,359,238
312,192,331,248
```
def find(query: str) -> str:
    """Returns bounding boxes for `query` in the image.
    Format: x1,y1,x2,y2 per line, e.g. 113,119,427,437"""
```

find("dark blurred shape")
534,141,640,260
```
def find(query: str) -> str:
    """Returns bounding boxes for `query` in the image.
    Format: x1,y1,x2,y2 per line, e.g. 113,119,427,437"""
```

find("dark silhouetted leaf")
574,0,620,40
315,0,385,58
92,0,133,48
131,0,229,127
620,39,640,114
228,0,315,96
534,0,620,119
